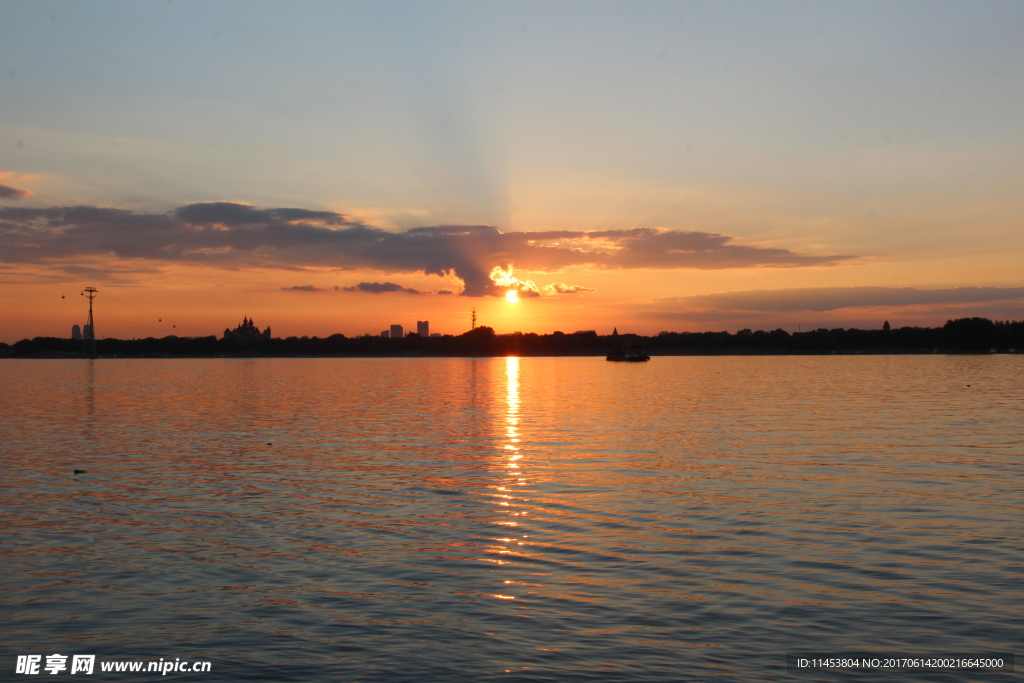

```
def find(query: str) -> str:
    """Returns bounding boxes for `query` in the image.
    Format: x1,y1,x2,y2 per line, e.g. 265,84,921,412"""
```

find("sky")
2,0,1023,342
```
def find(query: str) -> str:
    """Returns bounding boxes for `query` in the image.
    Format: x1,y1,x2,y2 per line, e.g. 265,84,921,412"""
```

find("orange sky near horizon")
4,253,1024,344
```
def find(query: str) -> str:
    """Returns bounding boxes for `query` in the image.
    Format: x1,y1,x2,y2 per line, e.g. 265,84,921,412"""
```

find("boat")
606,345,650,362
606,347,650,362
606,327,647,360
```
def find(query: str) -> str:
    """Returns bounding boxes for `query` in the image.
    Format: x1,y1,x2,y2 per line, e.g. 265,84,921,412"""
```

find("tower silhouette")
81,287,98,358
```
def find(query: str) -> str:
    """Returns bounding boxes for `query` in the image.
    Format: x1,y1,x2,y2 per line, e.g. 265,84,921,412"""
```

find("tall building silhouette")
417,321,429,337
71,324,82,340
390,324,404,339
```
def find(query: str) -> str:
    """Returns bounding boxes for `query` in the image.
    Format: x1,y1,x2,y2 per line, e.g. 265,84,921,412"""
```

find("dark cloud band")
0,201,854,296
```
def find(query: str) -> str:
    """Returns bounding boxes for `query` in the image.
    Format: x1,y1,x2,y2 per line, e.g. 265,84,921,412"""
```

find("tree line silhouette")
3,317,1023,358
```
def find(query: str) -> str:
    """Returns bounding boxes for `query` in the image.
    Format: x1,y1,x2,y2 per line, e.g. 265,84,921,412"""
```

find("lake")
2,356,1021,681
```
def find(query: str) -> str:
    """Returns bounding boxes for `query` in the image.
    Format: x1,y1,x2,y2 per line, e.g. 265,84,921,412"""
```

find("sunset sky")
2,0,1023,342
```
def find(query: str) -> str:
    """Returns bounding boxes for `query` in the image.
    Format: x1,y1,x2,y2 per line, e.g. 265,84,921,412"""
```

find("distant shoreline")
3,317,1021,359
5,349,1021,360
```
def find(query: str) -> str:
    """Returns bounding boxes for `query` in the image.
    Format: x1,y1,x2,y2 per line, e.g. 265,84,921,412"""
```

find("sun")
505,289,519,304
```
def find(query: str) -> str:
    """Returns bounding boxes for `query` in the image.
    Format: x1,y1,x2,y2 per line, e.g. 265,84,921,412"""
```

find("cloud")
0,183,30,199
342,281,423,294
490,267,593,297
664,286,1024,312
489,265,541,297
174,202,348,227
60,264,161,276
0,201,854,296
282,285,327,292
47,263,162,285
588,228,847,269
543,282,595,295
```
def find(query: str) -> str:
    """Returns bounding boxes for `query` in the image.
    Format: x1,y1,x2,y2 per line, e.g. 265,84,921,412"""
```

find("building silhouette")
380,330,389,338
390,324,404,339
223,316,271,342
71,324,82,340
417,321,429,337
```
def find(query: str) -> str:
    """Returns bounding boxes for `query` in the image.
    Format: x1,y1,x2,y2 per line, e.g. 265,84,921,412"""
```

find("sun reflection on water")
484,357,531,591
504,356,521,472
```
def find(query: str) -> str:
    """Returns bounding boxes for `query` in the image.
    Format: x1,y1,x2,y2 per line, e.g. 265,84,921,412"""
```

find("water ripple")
1,356,1021,681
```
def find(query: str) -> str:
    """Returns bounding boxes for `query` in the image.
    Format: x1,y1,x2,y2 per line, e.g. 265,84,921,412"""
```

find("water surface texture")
2,357,1021,681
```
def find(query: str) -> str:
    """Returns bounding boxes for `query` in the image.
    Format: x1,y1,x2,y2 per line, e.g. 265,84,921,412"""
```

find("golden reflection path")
504,355,522,471
483,356,529,600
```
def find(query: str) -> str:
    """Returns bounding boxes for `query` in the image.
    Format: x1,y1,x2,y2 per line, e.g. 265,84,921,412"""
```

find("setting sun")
505,290,519,304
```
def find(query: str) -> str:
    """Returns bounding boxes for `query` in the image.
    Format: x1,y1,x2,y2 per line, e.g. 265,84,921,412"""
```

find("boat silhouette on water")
606,346,651,362
606,329,650,362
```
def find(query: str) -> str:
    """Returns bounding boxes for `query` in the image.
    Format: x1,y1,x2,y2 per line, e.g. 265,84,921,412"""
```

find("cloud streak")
543,282,595,295
342,282,423,295
0,183,30,199
664,286,1024,312
282,285,327,292
0,201,855,296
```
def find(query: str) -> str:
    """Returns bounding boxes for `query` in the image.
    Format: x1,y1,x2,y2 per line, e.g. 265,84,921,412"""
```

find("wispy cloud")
281,285,327,292
0,183,30,199
543,282,595,295
663,286,1024,312
0,201,854,296
489,266,540,297
342,282,423,295
489,266,593,297
174,202,348,227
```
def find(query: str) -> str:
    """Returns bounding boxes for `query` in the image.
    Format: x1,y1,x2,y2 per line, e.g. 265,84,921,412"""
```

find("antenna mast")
81,286,98,358
471,307,477,330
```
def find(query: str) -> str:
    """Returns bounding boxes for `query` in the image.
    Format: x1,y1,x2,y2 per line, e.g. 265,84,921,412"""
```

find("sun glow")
490,265,539,299
505,289,519,303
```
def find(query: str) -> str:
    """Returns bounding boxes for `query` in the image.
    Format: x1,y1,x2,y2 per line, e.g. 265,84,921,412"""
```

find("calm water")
1,356,1021,682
